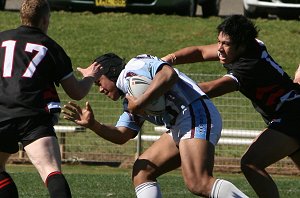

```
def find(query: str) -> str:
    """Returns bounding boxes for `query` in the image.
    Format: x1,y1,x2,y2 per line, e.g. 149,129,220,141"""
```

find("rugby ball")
127,76,165,116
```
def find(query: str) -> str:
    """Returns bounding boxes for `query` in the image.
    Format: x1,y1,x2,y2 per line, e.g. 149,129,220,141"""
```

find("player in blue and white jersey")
162,15,300,198
63,53,248,198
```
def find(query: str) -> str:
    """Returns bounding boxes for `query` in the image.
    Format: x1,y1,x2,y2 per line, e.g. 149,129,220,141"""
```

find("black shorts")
0,115,57,154
268,98,300,141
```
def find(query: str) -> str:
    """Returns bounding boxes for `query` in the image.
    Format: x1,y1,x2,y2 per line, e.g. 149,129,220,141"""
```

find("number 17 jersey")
0,25,73,122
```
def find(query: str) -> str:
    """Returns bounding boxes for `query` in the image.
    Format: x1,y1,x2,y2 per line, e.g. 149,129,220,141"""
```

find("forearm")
139,65,178,108
75,77,95,99
61,76,95,100
199,81,229,98
198,76,238,98
88,121,131,145
162,44,219,65
163,46,203,65
62,62,102,100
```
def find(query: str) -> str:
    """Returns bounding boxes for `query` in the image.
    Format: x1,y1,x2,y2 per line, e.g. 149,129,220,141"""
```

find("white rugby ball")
127,76,165,116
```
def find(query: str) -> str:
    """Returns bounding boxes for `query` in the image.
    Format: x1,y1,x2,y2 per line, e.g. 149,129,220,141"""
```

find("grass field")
1,10,300,198
7,164,300,197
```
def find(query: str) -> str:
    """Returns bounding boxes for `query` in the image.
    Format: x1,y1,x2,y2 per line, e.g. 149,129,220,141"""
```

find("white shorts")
168,98,222,146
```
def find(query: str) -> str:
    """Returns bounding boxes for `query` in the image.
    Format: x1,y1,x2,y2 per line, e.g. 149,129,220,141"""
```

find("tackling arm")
199,76,239,98
161,44,219,65
60,62,102,100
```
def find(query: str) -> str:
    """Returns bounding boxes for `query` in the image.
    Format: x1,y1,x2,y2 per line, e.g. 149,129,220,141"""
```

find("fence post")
59,132,66,160
135,130,142,159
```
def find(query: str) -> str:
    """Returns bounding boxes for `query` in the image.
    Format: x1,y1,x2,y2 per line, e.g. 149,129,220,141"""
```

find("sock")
45,171,72,198
135,181,162,198
0,171,18,198
210,179,249,198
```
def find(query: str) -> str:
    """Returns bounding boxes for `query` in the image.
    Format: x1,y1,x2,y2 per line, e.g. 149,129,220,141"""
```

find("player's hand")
62,101,95,128
294,64,300,84
125,95,145,115
161,53,176,64
77,62,102,80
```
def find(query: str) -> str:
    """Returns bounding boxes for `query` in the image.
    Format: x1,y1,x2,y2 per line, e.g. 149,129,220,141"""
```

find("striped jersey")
115,54,209,133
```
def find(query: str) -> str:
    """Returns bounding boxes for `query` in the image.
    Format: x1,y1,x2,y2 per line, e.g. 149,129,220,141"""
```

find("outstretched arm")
199,76,239,98
161,44,219,65
62,101,136,144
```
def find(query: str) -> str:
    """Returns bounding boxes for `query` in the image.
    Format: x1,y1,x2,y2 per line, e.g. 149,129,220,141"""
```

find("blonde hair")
20,0,50,27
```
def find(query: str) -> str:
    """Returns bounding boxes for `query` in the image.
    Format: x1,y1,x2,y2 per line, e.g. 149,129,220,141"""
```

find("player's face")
217,32,243,64
95,75,120,101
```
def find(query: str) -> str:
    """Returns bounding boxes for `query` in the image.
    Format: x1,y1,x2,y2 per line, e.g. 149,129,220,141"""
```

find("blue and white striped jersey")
115,54,209,134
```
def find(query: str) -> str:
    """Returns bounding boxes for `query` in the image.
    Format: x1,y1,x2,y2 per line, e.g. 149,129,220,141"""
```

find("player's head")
94,53,126,83
217,15,259,48
20,0,50,33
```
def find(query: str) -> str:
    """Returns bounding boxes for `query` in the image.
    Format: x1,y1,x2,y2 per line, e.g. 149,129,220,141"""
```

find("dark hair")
94,53,126,82
217,15,259,47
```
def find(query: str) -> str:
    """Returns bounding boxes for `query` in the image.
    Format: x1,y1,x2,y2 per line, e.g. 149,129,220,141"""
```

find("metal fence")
9,73,298,174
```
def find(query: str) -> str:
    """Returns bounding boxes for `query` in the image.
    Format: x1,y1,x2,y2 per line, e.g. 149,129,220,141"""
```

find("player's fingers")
86,101,92,111
125,94,136,101
63,112,82,123
63,104,77,113
65,101,77,108
76,67,83,72
66,101,82,113
63,115,75,122
62,109,76,117
77,62,99,72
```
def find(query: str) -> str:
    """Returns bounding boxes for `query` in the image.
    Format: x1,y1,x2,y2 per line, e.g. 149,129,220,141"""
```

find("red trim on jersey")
191,127,195,138
0,178,11,189
189,104,196,138
45,171,62,187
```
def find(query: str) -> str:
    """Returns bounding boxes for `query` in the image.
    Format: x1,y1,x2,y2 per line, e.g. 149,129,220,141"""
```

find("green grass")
7,164,300,198
1,11,300,197
1,7,298,163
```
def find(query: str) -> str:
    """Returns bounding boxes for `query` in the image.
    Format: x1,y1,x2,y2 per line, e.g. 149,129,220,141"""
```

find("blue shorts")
168,98,222,146
0,115,56,154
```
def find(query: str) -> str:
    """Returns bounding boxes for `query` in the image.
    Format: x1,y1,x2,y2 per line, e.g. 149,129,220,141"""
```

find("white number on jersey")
1,40,48,78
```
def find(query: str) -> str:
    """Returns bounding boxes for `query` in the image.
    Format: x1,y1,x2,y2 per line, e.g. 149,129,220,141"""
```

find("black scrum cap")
94,53,126,82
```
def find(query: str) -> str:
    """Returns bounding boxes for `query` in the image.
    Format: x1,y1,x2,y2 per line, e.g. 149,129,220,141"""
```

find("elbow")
203,90,215,98
205,92,217,98
114,132,132,145
198,82,217,98
113,138,130,145
198,82,209,93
